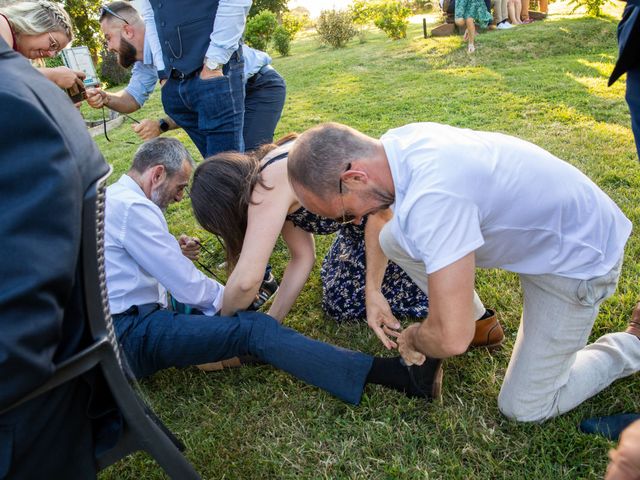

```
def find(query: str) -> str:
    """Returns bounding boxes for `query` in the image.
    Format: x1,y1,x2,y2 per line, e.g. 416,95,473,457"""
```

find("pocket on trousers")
195,75,237,131
0,426,13,478
576,274,617,307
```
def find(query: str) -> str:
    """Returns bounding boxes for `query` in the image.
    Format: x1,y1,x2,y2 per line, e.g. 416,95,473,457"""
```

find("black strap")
259,152,288,172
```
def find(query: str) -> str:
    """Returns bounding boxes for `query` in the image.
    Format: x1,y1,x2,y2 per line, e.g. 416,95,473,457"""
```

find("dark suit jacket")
609,0,640,85
0,38,110,478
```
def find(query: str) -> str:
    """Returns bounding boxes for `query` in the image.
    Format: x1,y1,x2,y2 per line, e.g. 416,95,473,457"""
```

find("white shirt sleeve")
401,191,485,274
205,0,252,65
139,0,166,71
121,201,224,314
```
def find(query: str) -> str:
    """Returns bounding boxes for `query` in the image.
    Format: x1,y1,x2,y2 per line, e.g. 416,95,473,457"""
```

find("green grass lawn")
96,5,640,479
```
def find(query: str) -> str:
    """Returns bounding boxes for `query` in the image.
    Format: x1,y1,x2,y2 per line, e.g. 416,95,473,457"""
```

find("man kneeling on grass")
287,121,640,422
104,137,443,405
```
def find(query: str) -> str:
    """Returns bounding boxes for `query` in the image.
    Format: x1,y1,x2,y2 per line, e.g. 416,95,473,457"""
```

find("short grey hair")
130,137,195,177
0,1,73,40
98,1,141,25
287,122,377,199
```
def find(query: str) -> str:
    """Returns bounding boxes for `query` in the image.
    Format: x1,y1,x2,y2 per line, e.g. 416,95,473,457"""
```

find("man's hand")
366,289,401,349
49,67,85,89
606,419,640,479
133,119,162,140
178,234,201,261
85,87,109,109
200,64,223,80
389,323,426,366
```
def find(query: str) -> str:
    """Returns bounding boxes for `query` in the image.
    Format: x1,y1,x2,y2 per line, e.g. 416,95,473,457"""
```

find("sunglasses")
100,5,130,24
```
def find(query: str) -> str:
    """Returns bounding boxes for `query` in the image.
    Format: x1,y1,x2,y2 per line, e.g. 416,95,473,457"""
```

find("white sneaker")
497,21,513,29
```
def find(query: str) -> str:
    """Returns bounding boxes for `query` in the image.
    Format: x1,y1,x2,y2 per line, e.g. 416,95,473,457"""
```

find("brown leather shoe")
196,355,264,372
625,302,640,339
470,309,504,350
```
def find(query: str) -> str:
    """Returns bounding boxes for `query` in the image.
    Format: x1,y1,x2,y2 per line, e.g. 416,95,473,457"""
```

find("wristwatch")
204,57,222,71
158,118,170,133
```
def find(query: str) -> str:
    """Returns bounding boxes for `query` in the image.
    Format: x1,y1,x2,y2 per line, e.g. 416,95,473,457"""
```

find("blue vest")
148,0,220,76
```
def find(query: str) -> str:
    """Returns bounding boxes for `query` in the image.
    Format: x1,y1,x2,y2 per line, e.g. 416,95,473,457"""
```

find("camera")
66,82,86,103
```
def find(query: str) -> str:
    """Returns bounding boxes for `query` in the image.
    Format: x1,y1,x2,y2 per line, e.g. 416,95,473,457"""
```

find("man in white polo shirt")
287,121,640,422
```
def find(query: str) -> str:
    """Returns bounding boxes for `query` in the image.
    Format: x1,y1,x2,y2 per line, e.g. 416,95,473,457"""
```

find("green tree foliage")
316,9,357,48
244,10,278,51
350,0,375,26
281,11,307,38
372,0,412,39
64,0,101,60
249,0,288,19
99,48,131,87
272,25,291,56
568,0,611,16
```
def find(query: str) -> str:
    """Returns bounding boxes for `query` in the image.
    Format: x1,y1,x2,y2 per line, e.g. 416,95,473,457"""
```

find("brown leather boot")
197,355,263,372
625,303,640,339
470,309,504,350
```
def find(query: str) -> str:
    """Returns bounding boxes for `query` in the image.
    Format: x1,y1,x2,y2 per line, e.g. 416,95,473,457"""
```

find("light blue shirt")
124,37,158,107
125,37,271,108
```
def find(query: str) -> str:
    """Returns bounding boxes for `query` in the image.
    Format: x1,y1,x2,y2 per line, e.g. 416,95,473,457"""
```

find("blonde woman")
0,1,85,89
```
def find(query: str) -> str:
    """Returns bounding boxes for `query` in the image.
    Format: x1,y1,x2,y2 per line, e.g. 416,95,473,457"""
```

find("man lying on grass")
287,121,640,422
104,137,444,406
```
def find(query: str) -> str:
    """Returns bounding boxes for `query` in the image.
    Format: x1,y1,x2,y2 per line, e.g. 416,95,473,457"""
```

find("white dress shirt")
105,174,224,315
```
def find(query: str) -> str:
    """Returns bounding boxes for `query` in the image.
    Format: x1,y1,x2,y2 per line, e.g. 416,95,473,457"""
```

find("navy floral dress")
286,208,429,322
261,151,428,323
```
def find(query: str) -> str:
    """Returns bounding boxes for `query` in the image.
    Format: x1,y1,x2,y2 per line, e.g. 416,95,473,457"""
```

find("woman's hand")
46,66,85,89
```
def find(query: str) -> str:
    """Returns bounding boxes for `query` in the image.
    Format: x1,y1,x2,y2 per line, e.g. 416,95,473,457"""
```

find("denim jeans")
161,50,245,157
112,305,373,404
244,65,286,151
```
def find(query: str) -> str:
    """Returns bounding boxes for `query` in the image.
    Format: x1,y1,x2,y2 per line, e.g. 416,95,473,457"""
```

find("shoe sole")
252,285,279,310
432,360,444,403
197,356,243,372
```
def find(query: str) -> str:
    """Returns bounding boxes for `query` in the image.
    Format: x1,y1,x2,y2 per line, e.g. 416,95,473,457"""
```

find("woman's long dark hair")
190,133,298,272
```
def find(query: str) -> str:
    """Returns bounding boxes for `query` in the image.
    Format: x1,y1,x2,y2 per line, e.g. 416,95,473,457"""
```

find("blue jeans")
627,67,640,160
161,50,246,157
244,65,286,151
112,305,373,405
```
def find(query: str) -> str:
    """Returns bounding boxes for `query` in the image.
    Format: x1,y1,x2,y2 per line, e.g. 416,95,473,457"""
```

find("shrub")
99,48,130,87
248,0,288,18
272,25,291,56
282,11,307,39
350,0,378,42
316,9,357,48
245,10,278,51
568,0,611,16
372,0,412,40
43,56,64,68
350,0,376,26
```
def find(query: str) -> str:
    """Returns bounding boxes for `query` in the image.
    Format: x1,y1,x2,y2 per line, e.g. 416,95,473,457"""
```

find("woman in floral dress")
454,0,493,53
189,134,428,348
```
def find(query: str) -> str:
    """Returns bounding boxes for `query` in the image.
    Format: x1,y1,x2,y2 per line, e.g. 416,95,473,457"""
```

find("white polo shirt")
105,174,224,315
382,123,631,280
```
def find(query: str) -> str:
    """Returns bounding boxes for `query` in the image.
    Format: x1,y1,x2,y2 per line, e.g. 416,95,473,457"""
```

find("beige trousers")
380,224,640,422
